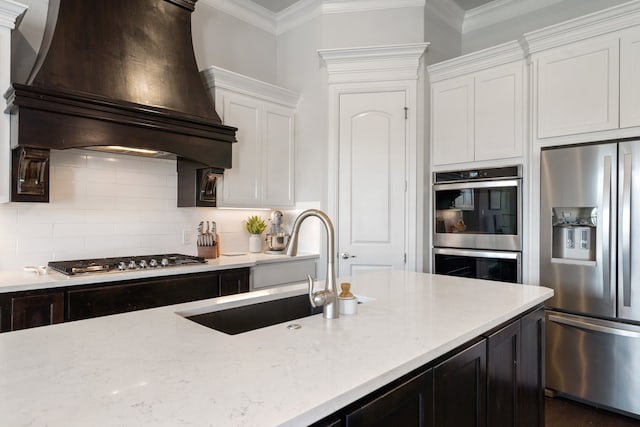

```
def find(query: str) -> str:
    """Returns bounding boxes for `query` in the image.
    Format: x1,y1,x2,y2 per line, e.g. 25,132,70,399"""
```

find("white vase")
249,234,262,253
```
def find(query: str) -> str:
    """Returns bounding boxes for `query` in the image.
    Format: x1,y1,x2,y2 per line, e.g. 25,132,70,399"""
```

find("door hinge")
404,107,408,119
404,253,407,264
405,180,408,192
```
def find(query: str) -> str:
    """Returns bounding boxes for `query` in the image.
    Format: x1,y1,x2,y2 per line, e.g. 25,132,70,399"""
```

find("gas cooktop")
48,254,206,276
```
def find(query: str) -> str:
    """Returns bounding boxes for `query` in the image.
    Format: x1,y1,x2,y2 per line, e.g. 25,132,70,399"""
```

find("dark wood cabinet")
487,321,520,427
518,309,545,427
345,369,433,427
434,339,487,427
0,268,251,332
219,269,250,296
486,307,546,427
67,271,222,321
9,291,64,330
318,306,545,427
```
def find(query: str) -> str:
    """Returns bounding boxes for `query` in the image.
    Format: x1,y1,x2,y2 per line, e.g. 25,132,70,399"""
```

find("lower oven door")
433,248,522,283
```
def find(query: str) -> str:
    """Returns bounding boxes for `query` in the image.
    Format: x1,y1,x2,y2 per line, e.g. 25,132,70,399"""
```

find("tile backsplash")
0,149,315,271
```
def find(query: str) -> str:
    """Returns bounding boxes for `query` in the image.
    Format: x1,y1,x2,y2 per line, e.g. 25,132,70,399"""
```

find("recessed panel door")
338,91,406,276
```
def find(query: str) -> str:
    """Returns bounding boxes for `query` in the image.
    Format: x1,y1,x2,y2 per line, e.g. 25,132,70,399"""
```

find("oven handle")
433,179,521,191
433,247,520,260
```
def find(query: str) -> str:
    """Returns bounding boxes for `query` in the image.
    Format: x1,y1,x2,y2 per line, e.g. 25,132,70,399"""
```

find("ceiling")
250,0,495,13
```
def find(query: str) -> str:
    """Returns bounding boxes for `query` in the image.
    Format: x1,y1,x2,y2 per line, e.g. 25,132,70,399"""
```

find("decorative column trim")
0,0,26,29
318,42,429,84
321,43,428,273
0,0,27,204
201,65,300,108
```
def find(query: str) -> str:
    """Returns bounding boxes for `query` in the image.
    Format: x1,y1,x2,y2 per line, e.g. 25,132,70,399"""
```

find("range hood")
4,0,236,201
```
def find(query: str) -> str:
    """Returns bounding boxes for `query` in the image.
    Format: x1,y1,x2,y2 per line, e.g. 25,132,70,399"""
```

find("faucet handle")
307,275,317,307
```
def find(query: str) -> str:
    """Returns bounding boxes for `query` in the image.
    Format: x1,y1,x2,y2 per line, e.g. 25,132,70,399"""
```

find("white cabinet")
620,27,640,128
251,258,317,290
474,62,524,162
431,75,474,165
429,41,525,166
525,2,640,142
201,66,299,208
534,34,619,138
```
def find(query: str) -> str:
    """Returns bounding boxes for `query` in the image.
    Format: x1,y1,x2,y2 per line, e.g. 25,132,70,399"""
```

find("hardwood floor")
546,397,640,427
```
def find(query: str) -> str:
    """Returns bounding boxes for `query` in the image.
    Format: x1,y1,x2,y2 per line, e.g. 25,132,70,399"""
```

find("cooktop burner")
48,254,206,275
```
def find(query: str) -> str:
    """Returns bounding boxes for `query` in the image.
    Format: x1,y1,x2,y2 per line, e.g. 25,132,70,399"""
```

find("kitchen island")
0,270,552,426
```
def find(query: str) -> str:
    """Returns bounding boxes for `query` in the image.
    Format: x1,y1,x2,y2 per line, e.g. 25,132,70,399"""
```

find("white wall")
424,8,462,65
277,6,425,209
461,0,630,54
322,7,424,48
192,3,277,83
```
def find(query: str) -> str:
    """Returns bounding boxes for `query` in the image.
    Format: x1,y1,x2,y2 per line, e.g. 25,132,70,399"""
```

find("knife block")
197,245,217,259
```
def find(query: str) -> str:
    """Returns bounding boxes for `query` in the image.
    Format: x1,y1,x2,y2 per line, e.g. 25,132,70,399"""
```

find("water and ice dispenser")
551,207,597,263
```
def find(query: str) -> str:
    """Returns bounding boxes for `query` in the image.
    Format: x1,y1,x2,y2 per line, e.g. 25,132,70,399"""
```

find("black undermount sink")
185,294,323,335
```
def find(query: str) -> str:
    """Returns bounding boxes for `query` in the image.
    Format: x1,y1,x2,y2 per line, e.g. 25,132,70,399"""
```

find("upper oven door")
433,178,522,251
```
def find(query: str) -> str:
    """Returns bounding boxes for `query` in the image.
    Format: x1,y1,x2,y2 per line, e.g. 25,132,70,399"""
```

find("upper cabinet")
428,41,526,166
525,2,640,144
201,66,299,208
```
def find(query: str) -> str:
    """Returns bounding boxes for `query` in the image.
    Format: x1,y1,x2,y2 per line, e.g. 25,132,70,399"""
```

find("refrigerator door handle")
602,156,612,305
549,314,640,339
622,153,632,307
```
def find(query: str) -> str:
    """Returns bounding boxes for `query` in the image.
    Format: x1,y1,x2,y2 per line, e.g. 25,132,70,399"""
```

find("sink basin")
185,294,323,335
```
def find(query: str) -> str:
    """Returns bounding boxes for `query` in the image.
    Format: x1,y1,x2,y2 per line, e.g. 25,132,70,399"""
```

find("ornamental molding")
523,0,640,54
318,42,429,84
200,0,425,35
201,65,300,108
0,0,27,30
427,39,525,82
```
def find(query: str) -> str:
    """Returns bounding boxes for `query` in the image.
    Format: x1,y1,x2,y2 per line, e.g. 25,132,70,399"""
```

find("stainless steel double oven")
432,165,522,283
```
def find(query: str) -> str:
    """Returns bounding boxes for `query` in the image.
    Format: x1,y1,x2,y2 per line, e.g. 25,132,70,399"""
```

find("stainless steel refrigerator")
541,142,640,418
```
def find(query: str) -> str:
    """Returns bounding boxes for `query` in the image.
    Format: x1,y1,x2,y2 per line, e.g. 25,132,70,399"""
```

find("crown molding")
201,0,426,36
524,0,640,54
0,0,27,30
463,0,563,34
201,65,300,108
199,0,276,34
318,42,429,84
322,0,424,14
425,0,464,33
276,0,322,35
427,39,525,82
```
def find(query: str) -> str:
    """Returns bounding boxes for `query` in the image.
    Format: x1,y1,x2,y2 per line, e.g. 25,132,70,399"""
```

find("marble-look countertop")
0,270,553,427
0,252,319,293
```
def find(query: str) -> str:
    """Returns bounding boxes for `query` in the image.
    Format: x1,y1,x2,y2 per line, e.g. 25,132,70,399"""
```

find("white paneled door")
338,91,407,276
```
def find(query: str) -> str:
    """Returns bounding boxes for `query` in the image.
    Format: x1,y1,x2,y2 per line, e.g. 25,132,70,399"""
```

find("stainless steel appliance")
48,254,206,275
433,248,521,283
433,166,523,283
541,142,640,418
265,210,290,254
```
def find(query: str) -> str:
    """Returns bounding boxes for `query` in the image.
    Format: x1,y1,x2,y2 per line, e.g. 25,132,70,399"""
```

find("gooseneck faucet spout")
285,209,338,319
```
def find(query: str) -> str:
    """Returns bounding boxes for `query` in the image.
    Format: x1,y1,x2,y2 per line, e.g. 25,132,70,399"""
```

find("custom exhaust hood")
4,0,236,202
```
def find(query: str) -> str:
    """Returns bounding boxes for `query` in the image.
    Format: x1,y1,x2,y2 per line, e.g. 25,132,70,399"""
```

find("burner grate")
48,254,206,275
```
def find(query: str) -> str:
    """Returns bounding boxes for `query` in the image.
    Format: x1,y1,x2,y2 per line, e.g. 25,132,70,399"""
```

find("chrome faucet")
285,209,338,319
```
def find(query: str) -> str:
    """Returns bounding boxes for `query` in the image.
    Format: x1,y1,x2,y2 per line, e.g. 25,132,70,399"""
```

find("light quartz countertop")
0,270,553,427
0,252,319,293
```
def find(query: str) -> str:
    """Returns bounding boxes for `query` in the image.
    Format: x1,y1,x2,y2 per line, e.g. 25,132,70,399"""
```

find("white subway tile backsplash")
116,197,169,211
53,223,116,238
116,170,172,187
0,149,301,271
16,206,86,224
51,149,87,168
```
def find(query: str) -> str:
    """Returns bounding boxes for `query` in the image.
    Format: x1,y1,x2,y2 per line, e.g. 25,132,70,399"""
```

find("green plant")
245,215,268,234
